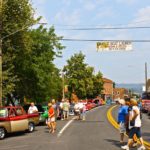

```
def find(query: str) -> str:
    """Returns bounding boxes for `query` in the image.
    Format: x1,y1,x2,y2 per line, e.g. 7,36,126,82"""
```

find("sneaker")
132,142,138,147
137,145,146,150
121,145,129,150
120,141,124,144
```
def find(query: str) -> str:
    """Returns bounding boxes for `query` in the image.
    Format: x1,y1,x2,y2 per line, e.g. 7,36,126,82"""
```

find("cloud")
84,2,96,11
32,0,48,5
79,0,105,11
54,9,81,25
132,6,150,26
62,0,71,6
116,0,137,5
95,7,115,20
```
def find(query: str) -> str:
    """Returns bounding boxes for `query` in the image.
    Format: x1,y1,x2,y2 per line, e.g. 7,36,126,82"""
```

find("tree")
2,0,35,98
2,0,65,103
15,26,64,103
63,52,103,99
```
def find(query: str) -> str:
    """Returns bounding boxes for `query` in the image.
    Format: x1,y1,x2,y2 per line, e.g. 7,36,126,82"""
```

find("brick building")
113,88,129,100
102,78,113,100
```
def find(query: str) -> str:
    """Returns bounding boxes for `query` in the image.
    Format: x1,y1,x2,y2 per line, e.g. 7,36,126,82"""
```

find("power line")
60,38,150,42
62,26,150,30
53,19,150,28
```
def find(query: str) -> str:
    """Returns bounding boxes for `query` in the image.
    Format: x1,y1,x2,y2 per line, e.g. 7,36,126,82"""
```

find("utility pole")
145,62,148,92
62,72,65,100
0,0,3,106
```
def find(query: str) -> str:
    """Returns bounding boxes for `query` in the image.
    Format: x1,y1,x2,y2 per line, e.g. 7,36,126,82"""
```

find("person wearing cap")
121,99,145,150
117,99,128,143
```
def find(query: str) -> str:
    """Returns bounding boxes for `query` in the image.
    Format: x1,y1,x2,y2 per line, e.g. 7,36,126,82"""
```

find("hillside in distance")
116,83,144,94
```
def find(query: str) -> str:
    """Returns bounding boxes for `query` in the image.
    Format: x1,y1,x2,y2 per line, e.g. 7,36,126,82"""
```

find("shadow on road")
73,120,104,123
104,139,123,148
142,132,150,141
5,129,39,139
6,131,27,139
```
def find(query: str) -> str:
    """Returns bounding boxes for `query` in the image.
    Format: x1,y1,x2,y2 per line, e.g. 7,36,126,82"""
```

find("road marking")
57,117,76,138
57,105,103,138
107,105,150,149
0,145,29,150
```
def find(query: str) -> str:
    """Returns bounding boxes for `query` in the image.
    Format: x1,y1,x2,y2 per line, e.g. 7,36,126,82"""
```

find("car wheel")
0,128,6,140
28,122,35,132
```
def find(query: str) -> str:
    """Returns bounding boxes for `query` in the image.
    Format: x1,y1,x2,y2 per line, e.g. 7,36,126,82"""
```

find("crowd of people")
28,99,87,134
27,97,146,150
117,98,146,150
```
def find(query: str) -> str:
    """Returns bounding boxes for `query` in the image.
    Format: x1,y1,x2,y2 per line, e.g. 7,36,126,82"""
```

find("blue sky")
32,0,150,84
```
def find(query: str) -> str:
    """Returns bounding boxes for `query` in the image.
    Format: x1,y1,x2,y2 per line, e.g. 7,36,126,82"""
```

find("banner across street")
96,41,132,51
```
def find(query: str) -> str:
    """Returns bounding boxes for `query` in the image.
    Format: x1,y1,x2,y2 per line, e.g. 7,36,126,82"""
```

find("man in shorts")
121,99,146,150
117,99,128,143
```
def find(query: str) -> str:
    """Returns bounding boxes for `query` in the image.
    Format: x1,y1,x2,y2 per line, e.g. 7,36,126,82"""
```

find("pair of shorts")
129,127,141,139
119,122,126,133
74,110,80,116
48,117,55,122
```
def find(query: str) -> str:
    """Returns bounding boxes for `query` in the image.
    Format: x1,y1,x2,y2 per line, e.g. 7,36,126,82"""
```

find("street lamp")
0,3,47,106
145,62,148,92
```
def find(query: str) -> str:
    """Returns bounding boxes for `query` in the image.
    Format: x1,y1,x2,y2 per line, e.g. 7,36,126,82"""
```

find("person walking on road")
74,101,80,120
52,99,58,130
47,103,55,134
121,99,146,150
117,99,128,143
125,100,138,147
62,99,70,120
59,99,64,120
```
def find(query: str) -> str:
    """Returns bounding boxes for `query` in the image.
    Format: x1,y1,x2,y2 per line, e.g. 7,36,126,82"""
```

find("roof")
103,78,113,83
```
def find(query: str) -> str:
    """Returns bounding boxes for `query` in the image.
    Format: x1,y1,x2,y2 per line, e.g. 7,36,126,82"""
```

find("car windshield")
142,92,150,100
0,108,8,118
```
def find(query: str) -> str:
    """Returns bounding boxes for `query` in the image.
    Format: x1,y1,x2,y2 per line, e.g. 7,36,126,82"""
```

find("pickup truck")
0,106,39,139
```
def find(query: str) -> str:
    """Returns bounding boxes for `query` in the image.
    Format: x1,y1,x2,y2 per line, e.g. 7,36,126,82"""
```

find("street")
0,105,150,150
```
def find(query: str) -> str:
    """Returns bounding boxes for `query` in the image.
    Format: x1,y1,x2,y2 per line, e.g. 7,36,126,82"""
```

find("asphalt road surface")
0,105,149,150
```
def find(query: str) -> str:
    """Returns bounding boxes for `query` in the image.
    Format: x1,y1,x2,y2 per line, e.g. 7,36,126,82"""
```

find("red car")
85,102,93,111
141,92,150,113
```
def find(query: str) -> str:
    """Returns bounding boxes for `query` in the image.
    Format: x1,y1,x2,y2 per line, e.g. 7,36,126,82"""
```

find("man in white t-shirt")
28,102,38,114
121,99,145,150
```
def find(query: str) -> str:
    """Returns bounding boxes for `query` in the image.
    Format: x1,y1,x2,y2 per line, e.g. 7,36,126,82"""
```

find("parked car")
23,104,45,124
147,104,150,116
92,99,103,107
141,92,150,113
0,106,39,139
41,106,48,124
85,102,93,111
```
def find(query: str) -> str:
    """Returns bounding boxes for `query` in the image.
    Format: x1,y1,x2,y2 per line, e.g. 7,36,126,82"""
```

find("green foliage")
63,52,103,99
2,0,65,103
2,0,35,98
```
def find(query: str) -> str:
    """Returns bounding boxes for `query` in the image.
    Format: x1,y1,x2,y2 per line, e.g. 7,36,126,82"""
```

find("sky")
31,0,150,84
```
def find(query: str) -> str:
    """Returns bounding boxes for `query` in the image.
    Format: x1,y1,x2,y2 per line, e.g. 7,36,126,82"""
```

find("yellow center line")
107,105,150,149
